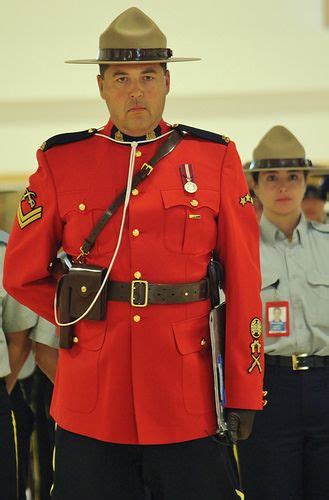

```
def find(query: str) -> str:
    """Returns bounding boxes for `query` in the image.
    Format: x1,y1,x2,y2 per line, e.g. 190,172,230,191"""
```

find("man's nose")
278,180,288,191
129,82,143,99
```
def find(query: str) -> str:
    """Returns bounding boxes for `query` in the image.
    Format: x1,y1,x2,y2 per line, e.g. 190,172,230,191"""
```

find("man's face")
97,63,170,137
273,308,281,321
302,197,325,223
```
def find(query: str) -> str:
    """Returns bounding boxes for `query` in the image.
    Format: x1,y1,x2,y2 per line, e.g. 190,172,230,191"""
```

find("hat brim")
243,162,329,176
65,57,200,64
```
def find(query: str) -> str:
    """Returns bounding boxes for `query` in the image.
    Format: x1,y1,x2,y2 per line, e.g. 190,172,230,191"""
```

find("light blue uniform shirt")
260,214,329,356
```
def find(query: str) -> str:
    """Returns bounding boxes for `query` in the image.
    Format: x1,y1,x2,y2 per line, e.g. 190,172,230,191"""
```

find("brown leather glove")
225,409,256,444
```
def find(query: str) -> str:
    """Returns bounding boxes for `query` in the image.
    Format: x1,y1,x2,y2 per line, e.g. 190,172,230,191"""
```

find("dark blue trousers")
238,362,329,500
51,427,240,500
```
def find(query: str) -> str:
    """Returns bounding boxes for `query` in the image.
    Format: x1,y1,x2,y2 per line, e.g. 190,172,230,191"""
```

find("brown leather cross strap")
107,278,209,306
78,129,183,260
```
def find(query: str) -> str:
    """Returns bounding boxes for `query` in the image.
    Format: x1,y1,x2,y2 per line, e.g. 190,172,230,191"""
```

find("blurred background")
1,0,329,229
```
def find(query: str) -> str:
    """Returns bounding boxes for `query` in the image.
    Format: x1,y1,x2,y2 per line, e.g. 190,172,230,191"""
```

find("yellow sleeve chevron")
17,203,43,229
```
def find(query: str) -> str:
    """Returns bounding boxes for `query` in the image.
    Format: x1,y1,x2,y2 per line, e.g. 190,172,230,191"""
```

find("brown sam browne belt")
107,279,209,307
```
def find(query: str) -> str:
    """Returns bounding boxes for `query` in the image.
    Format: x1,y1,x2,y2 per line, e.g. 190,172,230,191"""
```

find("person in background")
302,185,327,223
0,229,34,499
239,125,329,500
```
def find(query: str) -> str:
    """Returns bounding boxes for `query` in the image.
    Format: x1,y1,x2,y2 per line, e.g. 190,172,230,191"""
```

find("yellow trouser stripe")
233,444,245,499
50,423,57,496
11,411,19,500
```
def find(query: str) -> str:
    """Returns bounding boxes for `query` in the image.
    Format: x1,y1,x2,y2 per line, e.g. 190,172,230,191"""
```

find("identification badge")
180,164,198,193
266,301,290,337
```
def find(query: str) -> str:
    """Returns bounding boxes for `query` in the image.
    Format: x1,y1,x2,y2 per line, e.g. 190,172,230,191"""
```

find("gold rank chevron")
17,203,43,229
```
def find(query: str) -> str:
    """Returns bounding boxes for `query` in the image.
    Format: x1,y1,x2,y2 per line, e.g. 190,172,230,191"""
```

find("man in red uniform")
4,7,263,499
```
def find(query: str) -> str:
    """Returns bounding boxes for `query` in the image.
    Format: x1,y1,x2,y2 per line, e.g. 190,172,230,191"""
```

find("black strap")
77,130,183,260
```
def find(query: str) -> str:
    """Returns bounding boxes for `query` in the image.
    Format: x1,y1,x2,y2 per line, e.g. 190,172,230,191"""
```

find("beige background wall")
1,0,329,189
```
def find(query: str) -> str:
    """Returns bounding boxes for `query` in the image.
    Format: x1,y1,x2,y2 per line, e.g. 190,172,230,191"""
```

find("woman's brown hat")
244,126,329,175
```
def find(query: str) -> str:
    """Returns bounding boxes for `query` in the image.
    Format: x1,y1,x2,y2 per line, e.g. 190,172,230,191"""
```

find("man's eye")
143,75,154,81
116,77,128,83
289,174,298,181
267,175,276,182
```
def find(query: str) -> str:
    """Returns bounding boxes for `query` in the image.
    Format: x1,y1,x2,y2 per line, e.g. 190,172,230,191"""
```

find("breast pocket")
260,272,281,302
58,191,118,257
161,189,219,255
173,314,214,415
306,270,329,328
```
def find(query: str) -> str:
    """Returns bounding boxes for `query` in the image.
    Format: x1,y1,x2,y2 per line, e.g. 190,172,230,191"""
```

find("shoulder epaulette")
0,230,9,245
40,128,98,152
310,221,329,233
173,124,230,146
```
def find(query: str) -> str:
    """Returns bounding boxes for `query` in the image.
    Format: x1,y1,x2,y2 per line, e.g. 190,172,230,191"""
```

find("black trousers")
0,379,17,500
238,363,329,500
51,427,241,500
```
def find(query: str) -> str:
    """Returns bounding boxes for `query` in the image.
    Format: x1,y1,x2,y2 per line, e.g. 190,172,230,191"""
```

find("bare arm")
5,330,32,393
33,341,58,383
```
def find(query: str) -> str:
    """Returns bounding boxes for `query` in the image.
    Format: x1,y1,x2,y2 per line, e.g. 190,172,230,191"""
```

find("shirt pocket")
261,272,281,300
172,314,214,415
306,270,329,328
161,189,219,255
58,191,118,257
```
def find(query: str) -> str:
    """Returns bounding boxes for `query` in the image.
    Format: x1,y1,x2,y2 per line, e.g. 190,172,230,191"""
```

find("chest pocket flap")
161,189,219,211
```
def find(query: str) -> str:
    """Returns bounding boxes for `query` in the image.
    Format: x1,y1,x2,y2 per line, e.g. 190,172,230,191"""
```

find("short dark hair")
98,62,167,78
251,170,308,184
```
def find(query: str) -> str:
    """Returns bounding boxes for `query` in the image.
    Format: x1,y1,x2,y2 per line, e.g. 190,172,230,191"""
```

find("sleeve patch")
248,317,262,374
239,193,254,207
17,188,43,229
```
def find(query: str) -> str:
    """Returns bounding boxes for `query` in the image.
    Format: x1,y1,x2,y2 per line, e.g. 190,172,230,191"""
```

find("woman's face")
253,170,306,218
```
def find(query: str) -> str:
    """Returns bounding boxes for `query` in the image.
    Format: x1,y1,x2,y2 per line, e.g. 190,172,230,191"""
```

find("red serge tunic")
4,119,263,444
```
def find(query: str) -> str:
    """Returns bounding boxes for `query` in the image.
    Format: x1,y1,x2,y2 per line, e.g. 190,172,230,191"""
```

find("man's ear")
97,74,104,98
165,70,170,95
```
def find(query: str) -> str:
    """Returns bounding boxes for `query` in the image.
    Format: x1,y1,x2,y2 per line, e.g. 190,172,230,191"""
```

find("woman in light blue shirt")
239,126,329,500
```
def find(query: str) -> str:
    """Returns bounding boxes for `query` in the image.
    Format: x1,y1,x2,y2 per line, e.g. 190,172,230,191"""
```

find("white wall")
1,0,329,180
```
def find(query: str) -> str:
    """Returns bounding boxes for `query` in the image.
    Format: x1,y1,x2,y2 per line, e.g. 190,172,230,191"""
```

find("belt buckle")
131,280,149,307
141,163,153,176
292,353,309,371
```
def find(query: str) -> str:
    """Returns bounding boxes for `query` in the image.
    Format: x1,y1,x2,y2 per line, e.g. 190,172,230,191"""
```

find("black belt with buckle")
107,279,209,307
265,354,329,370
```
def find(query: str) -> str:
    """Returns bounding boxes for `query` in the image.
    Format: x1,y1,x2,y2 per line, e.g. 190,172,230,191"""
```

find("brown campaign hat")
66,7,200,65
244,125,329,176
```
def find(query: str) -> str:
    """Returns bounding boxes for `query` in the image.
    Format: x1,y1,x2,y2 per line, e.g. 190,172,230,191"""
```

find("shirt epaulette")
40,128,98,152
0,230,9,245
173,124,230,146
309,221,329,233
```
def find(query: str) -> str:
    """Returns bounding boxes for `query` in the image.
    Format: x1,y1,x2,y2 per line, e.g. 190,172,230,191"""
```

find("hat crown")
253,125,305,161
99,7,167,50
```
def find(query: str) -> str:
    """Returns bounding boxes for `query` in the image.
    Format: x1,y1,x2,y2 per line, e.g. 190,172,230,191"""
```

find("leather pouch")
56,264,107,349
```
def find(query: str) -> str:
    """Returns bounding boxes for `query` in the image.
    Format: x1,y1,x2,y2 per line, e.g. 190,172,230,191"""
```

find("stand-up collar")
99,119,172,143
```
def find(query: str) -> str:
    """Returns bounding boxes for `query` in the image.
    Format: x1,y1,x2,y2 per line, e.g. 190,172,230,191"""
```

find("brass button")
88,128,96,133
132,189,139,196
132,229,140,237
81,286,87,293
135,150,142,157
200,338,207,347
190,199,199,207
73,336,79,344
134,271,142,279
133,315,141,323
79,203,86,211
